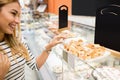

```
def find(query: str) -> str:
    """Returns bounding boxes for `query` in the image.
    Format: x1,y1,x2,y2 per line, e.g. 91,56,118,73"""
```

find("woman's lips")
9,24,16,31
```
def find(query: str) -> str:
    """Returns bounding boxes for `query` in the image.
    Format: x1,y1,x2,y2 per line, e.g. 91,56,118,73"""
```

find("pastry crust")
64,39,106,60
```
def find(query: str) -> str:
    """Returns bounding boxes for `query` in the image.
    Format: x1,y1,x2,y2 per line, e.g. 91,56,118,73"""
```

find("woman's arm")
36,34,66,69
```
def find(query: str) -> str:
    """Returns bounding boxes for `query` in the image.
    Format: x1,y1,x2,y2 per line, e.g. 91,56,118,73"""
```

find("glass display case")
21,12,120,80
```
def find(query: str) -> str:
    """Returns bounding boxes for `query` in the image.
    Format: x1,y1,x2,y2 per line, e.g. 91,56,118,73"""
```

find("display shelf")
70,22,95,43
21,17,120,80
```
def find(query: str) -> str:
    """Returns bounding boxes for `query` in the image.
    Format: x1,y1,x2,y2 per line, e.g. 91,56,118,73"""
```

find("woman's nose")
15,17,20,24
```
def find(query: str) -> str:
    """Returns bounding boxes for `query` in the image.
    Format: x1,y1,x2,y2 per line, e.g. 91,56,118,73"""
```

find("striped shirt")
0,40,38,80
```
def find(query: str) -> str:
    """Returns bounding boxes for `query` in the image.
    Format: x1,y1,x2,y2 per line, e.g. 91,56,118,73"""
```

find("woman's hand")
45,33,67,51
0,54,10,79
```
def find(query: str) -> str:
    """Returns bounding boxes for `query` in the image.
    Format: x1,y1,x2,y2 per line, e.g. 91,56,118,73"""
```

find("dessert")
64,39,107,61
92,66,120,80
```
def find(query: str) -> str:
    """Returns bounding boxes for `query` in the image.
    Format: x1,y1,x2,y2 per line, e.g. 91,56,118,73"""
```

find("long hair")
0,0,30,60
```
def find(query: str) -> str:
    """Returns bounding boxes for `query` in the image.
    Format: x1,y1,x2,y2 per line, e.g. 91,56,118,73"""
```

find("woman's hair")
0,0,18,8
0,0,30,60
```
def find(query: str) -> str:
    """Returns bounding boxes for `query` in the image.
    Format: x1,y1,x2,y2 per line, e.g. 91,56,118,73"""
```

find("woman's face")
0,2,21,34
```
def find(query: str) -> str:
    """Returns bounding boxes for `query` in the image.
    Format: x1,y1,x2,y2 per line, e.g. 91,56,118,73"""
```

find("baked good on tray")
63,38,110,62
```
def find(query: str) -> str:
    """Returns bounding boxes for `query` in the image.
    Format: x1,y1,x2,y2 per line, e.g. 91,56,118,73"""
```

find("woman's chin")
6,31,14,35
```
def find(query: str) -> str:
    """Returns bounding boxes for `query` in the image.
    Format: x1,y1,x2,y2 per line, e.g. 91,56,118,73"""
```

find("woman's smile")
9,23,16,31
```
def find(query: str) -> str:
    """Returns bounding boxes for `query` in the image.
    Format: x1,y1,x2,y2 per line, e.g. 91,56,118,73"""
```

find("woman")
0,0,66,80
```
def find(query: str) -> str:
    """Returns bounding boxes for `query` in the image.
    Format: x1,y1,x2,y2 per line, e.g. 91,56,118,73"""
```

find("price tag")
63,50,68,62
68,53,76,69
63,50,76,69
58,5,68,32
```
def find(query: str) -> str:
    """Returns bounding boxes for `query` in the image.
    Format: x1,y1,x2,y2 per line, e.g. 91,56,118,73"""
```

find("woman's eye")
11,12,17,16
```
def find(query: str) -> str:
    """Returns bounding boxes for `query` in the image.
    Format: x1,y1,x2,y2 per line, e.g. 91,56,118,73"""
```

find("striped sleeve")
21,37,39,71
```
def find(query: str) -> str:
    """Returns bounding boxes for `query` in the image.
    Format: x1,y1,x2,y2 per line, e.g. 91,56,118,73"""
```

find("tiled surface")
49,15,96,27
68,15,96,27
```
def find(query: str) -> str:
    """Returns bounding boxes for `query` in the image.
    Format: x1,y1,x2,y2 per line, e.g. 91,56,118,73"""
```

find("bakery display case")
21,12,120,80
